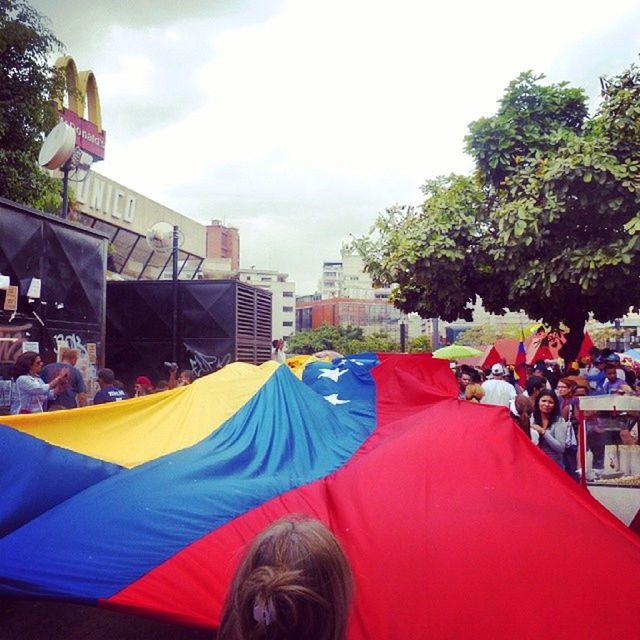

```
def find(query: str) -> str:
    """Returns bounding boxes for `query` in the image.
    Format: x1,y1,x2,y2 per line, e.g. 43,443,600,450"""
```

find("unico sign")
55,56,106,161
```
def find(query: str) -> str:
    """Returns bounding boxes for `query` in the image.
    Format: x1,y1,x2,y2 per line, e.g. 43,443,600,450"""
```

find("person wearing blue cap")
585,355,607,394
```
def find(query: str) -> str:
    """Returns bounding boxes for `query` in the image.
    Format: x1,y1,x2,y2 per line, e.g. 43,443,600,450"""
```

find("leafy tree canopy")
355,62,640,361
286,324,404,356
0,0,64,209
407,334,433,353
455,324,523,347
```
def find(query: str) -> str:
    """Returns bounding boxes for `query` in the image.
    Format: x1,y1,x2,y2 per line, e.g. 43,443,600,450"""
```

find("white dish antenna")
146,222,183,254
39,122,76,170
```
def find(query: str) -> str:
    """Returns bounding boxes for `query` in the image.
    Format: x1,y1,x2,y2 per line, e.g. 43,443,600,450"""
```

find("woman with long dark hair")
531,390,569,470
10,351,68,414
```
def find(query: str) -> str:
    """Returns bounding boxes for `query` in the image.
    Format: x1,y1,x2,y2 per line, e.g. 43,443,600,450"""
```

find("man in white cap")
481,363,517,407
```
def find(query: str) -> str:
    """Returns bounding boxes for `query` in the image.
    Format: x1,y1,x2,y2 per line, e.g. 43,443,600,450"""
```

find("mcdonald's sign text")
60,108,106,160
55,56,106,161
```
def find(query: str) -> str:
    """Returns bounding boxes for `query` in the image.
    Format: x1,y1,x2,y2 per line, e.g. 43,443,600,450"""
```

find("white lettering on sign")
103,184,112,214
75,176,88,204
124,196,135,223
112,190,124,219
90,178,104,211
76,173,135,224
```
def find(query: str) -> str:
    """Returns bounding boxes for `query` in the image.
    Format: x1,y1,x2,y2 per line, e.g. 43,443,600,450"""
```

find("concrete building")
319,249,392,301
296,297,414,337
206,219,239,270
237,268,296,340
303,248,420,341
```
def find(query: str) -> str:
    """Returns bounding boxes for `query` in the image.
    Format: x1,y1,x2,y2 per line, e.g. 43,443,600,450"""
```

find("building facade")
236,268,296,340
319,249,392,301
306,248,419,340
206,219,239,270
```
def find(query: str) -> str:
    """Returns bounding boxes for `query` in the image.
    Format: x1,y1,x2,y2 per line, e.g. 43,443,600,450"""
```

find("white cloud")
32,0,640,293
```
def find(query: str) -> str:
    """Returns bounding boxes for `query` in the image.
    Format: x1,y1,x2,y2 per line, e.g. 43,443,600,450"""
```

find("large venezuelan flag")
1,354,640,639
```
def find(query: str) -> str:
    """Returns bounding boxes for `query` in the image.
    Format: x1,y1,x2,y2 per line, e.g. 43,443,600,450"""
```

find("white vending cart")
578,394,640,529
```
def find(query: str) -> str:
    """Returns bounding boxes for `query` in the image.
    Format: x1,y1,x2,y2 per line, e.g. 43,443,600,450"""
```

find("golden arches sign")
54,56,106,160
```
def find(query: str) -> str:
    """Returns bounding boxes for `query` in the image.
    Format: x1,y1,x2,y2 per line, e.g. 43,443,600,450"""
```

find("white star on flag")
323,394,351,405
317,368,348,382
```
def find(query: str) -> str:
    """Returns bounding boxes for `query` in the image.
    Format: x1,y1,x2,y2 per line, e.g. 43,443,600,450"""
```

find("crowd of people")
455,347,640,479
6,348,197,414
8,344,640,484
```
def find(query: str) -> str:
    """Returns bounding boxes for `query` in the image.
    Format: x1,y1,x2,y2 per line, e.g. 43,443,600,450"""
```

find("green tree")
407,335,432,353
286,325,400,355
456,324,522,346
356,64,640,362
588,326,624,349
348,330,399,354
0,0,64,209
286,325,364,355
355,175,490,323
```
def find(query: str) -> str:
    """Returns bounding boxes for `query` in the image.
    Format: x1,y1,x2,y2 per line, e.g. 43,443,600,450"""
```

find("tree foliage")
455,324,522,347
587,326,625,349
0,0,64,209
286,324,401,355
356,63,640,361
407,335,433,353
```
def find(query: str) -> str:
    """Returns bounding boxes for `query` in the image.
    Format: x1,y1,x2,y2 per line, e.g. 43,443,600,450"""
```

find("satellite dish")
67,148,94,183
39,122,76,170
146,222,183,253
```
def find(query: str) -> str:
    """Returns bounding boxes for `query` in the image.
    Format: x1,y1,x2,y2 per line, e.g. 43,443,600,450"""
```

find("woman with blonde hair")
218,516,353,640
464,383,485,402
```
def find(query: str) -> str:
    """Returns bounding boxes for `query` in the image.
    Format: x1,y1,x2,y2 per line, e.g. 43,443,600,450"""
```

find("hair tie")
253,600,276,626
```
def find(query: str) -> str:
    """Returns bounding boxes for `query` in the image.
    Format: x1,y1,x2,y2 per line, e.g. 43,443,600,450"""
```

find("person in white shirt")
481,363,517,407
271,339,286,364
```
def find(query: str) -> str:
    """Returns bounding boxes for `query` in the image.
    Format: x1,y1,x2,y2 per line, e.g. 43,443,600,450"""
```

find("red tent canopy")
578,331,595,359
493,338,520,365
525,330,595,364
456,345,502,369
480,345,502,368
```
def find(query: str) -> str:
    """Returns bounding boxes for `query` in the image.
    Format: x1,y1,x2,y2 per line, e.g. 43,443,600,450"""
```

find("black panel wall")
106,280,272,393
0,198,107,388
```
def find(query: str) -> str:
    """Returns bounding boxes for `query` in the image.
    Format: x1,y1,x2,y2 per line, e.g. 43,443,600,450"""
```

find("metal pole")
61,163,70,218
400,321,407,353
172,225,179,364
432,317,440,350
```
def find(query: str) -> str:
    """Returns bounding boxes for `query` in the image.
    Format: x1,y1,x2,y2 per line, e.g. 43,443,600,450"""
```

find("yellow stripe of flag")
2,361,280,468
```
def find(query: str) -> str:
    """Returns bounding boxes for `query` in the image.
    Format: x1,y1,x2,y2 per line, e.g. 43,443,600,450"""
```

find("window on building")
261,277,272,282
283,321,293,327
282,306,293,312
283,291,294,297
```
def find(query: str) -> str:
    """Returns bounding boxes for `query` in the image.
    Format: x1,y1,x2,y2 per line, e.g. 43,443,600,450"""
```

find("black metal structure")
106,280,272,392
0,197,107,383
73,211,204,281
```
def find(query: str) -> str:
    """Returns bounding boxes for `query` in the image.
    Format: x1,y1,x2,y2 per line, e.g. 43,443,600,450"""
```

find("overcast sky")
32,0,640,293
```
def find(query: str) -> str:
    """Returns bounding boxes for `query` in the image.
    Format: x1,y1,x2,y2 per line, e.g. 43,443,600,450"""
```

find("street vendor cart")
578,394,640,530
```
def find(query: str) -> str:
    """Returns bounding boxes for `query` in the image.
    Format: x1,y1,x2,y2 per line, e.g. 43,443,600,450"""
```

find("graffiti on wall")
0,323,33,363
52,332,90,360
187,348,232,377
